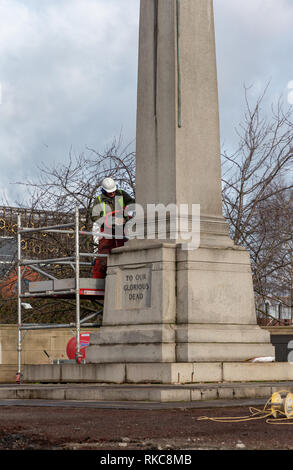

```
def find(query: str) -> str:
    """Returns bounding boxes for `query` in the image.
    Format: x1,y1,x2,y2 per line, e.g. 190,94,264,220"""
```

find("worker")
91,177,135,279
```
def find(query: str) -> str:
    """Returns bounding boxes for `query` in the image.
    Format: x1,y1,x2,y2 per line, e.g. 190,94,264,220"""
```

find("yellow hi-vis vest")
97,190,125,217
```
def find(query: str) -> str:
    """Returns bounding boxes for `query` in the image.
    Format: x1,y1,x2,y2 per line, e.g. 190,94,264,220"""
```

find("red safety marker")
66,333,91,360
16,372,22,384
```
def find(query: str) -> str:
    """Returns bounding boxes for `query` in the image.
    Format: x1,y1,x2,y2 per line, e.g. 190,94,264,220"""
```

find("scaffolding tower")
16,206,107,383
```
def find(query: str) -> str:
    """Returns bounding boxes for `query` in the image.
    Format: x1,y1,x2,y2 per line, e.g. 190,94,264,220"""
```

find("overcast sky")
0,0,292,204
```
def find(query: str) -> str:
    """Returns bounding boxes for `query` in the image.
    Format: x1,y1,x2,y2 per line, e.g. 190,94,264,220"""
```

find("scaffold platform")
26,278,105,299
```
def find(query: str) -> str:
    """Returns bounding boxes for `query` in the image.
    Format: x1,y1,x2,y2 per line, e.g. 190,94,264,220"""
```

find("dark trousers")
93,237,125,279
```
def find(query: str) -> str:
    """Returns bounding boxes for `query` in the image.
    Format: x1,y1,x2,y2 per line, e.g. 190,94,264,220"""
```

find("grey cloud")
0,0,292,203
0,0,139,203
214,0,293,150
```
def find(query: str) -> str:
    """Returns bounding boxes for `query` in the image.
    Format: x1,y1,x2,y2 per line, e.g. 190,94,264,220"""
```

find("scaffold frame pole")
16,205,107,382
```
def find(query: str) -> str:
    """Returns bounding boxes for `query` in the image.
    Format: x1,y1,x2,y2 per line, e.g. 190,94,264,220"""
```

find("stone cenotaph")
86,0,274,382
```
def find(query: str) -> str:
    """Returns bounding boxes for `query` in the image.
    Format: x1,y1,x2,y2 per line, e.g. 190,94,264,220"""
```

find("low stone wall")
0,325,96,383
2,325,291,384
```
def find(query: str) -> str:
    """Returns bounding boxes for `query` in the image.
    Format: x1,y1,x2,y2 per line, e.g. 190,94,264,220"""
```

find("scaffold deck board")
26,278,105,299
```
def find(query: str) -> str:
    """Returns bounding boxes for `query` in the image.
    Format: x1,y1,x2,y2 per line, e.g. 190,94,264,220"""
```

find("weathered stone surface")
176,324,271,343
136,0,223,217
86,344,176,364
3,379,293,403
60,363,126,383
24,364,61,382
102,243,176,326
177,343,275,363
223,363,293,382
90,325,175,345
85,0,275,370
126,363,193,384
176,246,261,326
192,362,222,382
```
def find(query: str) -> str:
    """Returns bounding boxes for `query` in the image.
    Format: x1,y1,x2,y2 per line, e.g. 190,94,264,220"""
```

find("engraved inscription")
122,268,151,309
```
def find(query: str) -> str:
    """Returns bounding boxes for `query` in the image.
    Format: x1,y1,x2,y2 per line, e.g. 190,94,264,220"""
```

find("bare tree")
1,86,293,326
222,85,293,320
16,135,136,226
13,135,136,259
250,184,292,306
0,136,135,324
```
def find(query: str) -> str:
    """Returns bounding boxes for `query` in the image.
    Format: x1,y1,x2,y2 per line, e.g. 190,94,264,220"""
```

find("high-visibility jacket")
96,190,124,218
91,189,135,223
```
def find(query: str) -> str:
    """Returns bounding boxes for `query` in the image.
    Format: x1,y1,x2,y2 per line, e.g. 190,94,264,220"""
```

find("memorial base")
86,238,274,365
23,361,293,386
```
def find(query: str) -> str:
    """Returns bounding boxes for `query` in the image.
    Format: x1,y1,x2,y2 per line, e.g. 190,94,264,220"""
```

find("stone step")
23,361,293,385
89,324,271,345
1,381,293,403
86,342,275,364
176,343,275,362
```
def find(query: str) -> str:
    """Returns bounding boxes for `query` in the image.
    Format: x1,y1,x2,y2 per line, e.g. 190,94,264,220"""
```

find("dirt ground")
0,404,292,452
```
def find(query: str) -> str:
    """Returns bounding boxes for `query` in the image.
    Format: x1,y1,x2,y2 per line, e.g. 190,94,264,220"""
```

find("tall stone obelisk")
86,0,274,370
136,0,222,214
135,0,233,245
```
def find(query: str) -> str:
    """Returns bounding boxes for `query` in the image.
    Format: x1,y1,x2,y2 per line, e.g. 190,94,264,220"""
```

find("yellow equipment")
198,390,293,425
284,392,293,419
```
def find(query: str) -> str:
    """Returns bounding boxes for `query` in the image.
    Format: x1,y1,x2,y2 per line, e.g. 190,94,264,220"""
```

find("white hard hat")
102,177,116,193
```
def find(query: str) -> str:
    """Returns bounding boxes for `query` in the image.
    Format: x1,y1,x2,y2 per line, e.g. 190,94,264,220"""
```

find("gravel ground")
0,403,292,451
